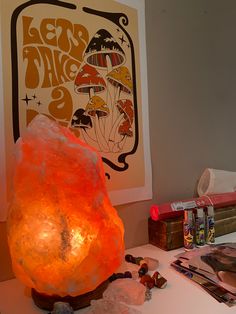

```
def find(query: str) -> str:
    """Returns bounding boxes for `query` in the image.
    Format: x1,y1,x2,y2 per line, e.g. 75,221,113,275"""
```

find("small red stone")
140,275,155,289
152,271,167,288
138,263,148,277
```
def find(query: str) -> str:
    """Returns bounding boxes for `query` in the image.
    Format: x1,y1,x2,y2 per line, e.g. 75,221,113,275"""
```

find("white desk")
0,232,235,314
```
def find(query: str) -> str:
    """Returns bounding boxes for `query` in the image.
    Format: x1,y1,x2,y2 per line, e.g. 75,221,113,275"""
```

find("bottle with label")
206,206,215,244
195,207,205,246
183,209,194,250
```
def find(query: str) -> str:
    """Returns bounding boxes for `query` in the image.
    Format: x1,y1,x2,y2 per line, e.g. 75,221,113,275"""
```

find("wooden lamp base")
31,279,109,311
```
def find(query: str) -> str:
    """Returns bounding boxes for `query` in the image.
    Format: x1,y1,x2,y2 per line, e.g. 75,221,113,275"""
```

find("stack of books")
171,243,236,307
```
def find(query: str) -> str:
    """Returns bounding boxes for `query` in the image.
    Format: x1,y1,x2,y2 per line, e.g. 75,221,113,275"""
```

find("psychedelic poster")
0,0,152,220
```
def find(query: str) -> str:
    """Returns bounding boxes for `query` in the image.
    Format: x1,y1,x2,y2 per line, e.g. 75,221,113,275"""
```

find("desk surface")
0,232,235,314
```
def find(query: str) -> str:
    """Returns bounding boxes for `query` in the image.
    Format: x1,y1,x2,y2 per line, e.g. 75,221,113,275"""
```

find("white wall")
117,0,236,247
147,0,236,203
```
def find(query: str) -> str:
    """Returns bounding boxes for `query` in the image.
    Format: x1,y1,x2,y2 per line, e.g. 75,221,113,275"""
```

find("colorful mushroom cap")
86,96,109,118
118,120,133,137
74,64,106,94
71,108,92,129
116,99,134,125
116,99,134,137
84,29,125,70
106,66,132,94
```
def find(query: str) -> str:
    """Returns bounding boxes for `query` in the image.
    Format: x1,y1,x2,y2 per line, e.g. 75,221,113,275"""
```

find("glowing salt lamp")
7,115,124,310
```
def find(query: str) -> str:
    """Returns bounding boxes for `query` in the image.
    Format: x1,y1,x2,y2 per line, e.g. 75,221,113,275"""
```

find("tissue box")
148,205,236,251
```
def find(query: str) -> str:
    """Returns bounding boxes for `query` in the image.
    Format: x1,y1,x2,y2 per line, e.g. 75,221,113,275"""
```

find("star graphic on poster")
37,101,42,106
32,94,37,99
21,94,32,105
23,48,30,56
119,35,126,45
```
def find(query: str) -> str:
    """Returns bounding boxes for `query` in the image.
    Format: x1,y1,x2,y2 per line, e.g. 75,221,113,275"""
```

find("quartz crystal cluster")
7,115,124,297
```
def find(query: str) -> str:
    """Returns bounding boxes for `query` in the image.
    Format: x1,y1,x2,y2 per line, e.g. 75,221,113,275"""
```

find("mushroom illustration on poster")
0,0,152,219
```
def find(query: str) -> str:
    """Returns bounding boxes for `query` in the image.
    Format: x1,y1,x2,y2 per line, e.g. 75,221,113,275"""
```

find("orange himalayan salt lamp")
7,114,124,309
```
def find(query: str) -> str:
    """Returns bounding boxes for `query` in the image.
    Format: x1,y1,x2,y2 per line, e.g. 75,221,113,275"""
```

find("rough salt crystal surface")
85,299,141,314
103,279,146,305
7,114,124,297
